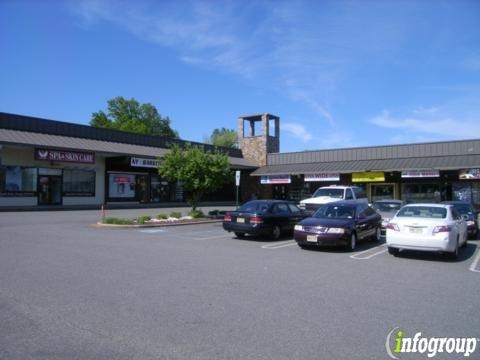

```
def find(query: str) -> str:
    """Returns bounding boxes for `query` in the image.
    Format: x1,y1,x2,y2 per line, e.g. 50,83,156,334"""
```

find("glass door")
136,175,149,203
370,183,396,201
38,175,62,205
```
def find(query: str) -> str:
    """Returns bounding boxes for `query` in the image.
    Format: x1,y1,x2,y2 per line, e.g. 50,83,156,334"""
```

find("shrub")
188,209,204,218
169,211,182,219
156,213,168,220
103,217,135,225
137,215,151,224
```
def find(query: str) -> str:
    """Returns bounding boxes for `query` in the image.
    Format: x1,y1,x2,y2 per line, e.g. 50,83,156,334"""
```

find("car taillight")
386,223,399,231
432,225,452,234
250,216,264,224
224,213,232,222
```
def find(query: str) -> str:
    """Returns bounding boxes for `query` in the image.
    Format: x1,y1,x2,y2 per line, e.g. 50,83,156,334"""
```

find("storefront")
105,156,182,203
252,139,480,210
0,112,256,208
0,146,103,207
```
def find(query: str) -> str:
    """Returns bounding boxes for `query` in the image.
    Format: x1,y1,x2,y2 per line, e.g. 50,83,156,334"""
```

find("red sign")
35,148,95,164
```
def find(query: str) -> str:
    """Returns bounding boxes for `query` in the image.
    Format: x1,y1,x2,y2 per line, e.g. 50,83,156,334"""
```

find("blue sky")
1,0,479,153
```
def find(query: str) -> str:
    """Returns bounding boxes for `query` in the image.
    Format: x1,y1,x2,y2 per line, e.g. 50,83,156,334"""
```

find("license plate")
409,227,422,234
307,235,318,242
236,217,245,223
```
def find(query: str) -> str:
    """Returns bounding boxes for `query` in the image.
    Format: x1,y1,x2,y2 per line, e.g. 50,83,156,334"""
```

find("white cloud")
370,110,480,140
282,122,312,142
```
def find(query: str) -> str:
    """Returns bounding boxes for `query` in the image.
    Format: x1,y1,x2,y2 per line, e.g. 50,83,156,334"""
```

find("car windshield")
372,202,402,212
313,204,355,219
312,188,344,198
396,206,447,219
238,201,270,213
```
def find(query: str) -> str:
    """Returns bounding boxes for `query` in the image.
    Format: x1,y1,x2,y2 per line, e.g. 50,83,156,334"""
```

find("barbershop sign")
130,157,160,168
35,148,95,164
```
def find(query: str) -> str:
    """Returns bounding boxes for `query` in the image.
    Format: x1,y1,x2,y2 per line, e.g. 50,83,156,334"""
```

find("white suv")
299,185,367,213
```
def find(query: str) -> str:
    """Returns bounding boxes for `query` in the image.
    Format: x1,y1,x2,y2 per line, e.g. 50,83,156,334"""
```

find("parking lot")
1,210,479,359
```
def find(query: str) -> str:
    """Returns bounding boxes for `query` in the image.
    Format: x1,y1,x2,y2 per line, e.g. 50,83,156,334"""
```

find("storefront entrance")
369,183,397,201
38,175,62,205
136,175,149,203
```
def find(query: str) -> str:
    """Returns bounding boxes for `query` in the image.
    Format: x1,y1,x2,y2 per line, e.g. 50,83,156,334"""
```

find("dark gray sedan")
223,200,307,240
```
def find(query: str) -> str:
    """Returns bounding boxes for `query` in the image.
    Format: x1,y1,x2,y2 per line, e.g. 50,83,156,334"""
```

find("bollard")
101,204,106,223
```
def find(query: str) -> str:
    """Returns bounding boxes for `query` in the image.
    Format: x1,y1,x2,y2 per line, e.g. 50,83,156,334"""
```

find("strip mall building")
1,112,480,210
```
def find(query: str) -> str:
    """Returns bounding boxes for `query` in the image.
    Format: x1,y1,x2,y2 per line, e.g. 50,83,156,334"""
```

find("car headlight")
294,225,303,231
467,221,475,226
327,227,345,234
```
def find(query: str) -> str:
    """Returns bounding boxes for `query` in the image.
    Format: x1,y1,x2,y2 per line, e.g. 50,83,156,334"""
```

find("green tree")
158,144,232,210
209,128,238,148
90,96,179,138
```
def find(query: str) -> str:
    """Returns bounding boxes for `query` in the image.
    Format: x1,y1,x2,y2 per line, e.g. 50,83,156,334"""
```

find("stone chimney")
238,113,280,166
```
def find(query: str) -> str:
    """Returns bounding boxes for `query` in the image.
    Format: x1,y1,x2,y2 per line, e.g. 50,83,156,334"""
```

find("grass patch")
156,213,168,220
188,209,204,218
103,217,135,225
169,211,182,219
137,215,151,225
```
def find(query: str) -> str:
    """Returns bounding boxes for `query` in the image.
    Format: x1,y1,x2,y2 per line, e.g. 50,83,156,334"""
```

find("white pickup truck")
299,185,368,213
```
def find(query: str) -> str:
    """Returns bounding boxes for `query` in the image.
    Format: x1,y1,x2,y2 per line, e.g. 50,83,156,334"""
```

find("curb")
95,219,223,228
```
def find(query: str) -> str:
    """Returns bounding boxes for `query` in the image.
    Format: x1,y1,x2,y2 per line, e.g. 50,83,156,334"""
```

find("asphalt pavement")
0,209,479,359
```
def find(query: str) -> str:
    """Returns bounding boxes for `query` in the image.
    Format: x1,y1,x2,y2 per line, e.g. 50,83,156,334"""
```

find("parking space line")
469,245,480,273
261,240,297,249
195,234,232,241
350,244,388,260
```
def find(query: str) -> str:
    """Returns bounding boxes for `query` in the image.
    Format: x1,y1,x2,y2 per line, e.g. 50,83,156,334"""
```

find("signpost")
235,170,240,208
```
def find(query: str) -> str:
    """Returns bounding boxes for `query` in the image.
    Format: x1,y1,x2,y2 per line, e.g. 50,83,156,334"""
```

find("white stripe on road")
469,245,480,273
195,234,232,241
261,240,297,249
350,243,388,260
139,229,167,234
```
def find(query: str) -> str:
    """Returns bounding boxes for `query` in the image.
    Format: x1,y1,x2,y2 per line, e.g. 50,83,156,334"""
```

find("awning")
250,155,480,176
0,129,257,169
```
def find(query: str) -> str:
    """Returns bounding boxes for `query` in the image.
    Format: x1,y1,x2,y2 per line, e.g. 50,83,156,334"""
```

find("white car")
299,185,367,214
386,203,468,259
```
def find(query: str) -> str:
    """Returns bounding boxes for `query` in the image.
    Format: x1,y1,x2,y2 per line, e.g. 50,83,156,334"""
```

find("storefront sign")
260,175,291,184
35,148,95,164
352,172,385,182
401,170,439,178
304,173,340,182
459,168,480,180
130,157,160,168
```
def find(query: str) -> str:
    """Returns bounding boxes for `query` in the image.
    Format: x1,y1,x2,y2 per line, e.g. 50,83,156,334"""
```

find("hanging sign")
459,168,480,180
260,175,291,184
352,172,385,182
304,173,340,182
35,148,95,164
401,170,439,178
131,157,160,168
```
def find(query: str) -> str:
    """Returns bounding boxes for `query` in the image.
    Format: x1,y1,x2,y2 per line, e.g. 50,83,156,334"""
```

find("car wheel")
234,232,245,239
388,247,399,256
346,232,356,251
372,226,381,242
271,225,281,240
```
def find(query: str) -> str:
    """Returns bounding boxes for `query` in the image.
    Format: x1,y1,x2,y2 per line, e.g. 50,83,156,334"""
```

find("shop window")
63,169,95,196
108,173,136,199
402,183,441,203
0,166,37,193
